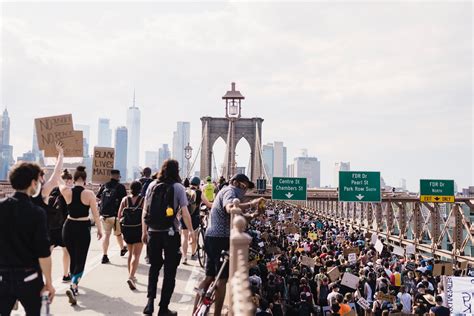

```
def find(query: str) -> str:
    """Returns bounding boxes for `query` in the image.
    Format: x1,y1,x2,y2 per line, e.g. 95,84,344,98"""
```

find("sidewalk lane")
12,226,204,315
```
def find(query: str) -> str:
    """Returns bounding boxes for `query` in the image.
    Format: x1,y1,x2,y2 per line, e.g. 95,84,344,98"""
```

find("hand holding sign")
35,114,83,157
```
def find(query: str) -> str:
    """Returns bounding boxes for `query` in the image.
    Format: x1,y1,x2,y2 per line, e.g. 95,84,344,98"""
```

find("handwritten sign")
92,147,115,183
341,272,359,289
406,244,416,255
433,263,453,276
328,266,341,282
35,114,83,157
445,276,474,314
344,247,360,257
348,253,357,265
301,256,315,268
357,297,370,310
392,245,405,257
375,239,384,254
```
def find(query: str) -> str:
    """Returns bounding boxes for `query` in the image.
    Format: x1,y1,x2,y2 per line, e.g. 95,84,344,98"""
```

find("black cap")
230,174,255,189
111,169,121,175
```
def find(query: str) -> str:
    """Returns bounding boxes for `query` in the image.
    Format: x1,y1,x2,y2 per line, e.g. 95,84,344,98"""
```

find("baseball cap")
230,174,255,189
111,169,121,175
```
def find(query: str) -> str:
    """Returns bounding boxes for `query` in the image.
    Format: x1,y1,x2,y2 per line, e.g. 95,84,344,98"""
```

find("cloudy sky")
1,1,472,190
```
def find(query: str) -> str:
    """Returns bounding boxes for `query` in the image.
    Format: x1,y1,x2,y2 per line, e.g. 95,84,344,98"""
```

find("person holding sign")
60,166,103,305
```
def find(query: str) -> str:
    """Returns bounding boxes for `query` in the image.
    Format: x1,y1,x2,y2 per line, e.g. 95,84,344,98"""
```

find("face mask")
32,180,42,198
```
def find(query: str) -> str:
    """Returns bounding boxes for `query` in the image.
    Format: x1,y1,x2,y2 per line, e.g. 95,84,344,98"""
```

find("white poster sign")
341,272,359,289
357,297,370,310
266,209,275,216
375,239,384,254
348,253,357,265
445,276,474,314
392,245,405,257
406,244,416,255
371,233,378,245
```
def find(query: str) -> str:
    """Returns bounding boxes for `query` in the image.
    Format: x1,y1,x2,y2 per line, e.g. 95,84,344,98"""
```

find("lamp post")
223,82,245,179
184,142,193,178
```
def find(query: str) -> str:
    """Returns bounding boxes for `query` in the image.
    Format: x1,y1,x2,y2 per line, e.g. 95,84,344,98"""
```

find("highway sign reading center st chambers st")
339,171,381,202
272,177,307,201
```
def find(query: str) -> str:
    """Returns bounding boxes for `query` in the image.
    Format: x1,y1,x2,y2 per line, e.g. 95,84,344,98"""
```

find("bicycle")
196,205,209,268
193,251,229,316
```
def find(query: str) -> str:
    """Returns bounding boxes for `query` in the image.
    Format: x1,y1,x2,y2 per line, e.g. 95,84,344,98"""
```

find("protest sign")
343,247,360,257
392,245,405,257
301,256,315,268
294,233,301,241
266,209,275,216
445,276,474,314
266,246,281,255
375,239,384,254
357,297,370,310
378,293,395,303
406,244,416,255
348,253,357,265
308,232,318,240
92,147,115,183
261,232,269,241
35,114,83,157
258,242,264,248
433,263,453,276
341,272,359,289
328,267,341,282
371,233,378,245
336,236,345,244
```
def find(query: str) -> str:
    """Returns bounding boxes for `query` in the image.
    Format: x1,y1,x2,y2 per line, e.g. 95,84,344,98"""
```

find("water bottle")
40,291,50,316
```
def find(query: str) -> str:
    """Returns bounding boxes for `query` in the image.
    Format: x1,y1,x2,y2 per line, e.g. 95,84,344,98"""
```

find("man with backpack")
139,167,153,197
97,169,128,264
142,159,195,316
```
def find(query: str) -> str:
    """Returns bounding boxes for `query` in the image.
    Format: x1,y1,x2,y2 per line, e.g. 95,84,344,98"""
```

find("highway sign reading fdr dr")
339,171,381,202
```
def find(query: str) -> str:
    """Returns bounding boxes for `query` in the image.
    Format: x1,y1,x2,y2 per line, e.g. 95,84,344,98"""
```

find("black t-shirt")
430,305,450,316
0,192,51,268
97,179,127,214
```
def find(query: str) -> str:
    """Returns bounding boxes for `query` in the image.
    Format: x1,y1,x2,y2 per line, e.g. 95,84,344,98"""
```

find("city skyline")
2,2,472,190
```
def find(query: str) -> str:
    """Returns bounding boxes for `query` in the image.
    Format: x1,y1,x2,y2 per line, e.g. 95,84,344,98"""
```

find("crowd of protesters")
246,201,453,316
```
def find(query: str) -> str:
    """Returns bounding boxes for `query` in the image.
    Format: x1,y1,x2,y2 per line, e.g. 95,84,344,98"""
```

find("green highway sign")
339,171,381,202
420,179,455,203
272,177,307,201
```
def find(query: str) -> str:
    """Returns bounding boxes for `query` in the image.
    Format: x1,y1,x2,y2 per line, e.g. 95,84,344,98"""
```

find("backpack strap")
127,196,133,208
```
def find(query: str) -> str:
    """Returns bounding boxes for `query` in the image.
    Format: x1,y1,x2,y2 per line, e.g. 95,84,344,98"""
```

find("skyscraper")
171,122,190,178
273,141,287,177
115,127,128,178
31,123,44,164
334,162,350,188
75,124,91,157
293,150,321,188
0,108,13,180
262,143,274,181
158,144,171,169
98,118,112,147
126,91,141,180
145,151,159,172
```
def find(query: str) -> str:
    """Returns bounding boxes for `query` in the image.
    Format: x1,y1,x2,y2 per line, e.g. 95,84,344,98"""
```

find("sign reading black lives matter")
92,147,115,183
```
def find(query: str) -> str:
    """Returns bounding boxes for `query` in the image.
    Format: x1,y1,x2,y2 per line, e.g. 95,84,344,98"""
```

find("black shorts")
49,228,65,248
204,236,229,279
180,215,200,231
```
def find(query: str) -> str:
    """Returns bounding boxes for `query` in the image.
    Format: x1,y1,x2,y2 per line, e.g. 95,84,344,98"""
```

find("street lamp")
184,142,193,177
223,82,244,119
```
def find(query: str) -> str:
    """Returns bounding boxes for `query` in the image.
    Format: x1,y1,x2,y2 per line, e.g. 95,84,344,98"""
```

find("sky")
1,1,472,191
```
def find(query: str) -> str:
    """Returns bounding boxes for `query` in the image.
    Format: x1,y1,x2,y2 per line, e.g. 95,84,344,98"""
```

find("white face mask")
32,181,42,198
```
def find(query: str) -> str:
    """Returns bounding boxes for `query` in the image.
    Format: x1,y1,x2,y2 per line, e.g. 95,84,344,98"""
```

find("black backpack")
121,196,143,227
46,187,66,230
100,183,119,217
144,182,175,230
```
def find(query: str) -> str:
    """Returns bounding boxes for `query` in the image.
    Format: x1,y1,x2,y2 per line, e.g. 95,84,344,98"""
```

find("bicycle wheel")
197,228,206,268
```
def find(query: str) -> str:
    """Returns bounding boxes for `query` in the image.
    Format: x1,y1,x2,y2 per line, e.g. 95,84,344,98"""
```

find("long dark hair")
157,159,181,184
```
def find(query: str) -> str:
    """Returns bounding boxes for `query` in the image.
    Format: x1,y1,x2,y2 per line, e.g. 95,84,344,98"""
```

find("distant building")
17,151,36,162
126,91,141,180
236,166,246,175
158,144,171,170
292,150,320,188
334,162,350,188
462,186,474,197
287,164,294,178
172,122,190,178
399,178,407,191
31,123,44,164
98,118,112,147
262,141,287,182
145,151,159,173
0,108,13,180
115,127,128,179
262,144,274,180
75,124,91,157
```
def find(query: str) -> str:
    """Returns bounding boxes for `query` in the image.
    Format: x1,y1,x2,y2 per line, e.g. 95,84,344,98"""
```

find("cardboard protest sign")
378,293,395,303
285,225,300,234
341,272,359,289
375,239,384,254
343,247,360,257
261,232,269,241
328,266,341,282
357,297,370,310
92,147,115,183
300,256,315,268
406,244,416,255
392,245,405,257
35,114,83,157
348,253,357,265
266,246,281,255
433,263,453,276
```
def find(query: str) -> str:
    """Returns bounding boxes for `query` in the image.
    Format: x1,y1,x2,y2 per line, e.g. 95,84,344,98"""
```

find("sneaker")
66,286,77,305
120,246,128,256
127,278,136,290
143,299,154,315
62,273,71,283
158,307,177,316
101,255,110,264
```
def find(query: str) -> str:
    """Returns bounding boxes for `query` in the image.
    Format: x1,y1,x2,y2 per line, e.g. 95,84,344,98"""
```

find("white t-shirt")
397,292,412,313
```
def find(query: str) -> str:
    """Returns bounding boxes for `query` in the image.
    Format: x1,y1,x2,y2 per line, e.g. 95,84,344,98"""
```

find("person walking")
118,180,145,290
142,159,195,316
61,166,103,305
202,176,216,202
193,174,264,316
0,162,55,315
97,169,128,264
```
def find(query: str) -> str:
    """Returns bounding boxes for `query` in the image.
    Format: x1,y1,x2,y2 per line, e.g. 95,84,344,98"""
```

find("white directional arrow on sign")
285,192,294,199
355,194,365,200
